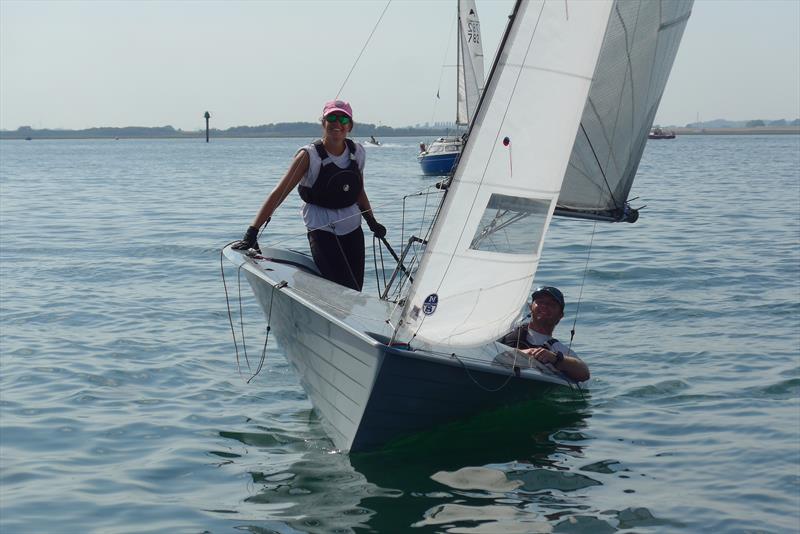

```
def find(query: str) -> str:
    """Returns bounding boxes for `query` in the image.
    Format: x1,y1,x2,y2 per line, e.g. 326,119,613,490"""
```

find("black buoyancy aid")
501,324,560,351
298,139,363,209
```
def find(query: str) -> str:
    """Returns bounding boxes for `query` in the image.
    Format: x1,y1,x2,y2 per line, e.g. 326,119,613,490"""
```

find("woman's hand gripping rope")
363,213,386,238
231,218,271,253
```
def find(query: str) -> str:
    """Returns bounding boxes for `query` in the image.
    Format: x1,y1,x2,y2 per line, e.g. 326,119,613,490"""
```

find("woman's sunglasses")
325,114,352,125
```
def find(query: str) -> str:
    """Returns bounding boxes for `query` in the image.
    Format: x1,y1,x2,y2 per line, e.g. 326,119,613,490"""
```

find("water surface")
1,135,799,533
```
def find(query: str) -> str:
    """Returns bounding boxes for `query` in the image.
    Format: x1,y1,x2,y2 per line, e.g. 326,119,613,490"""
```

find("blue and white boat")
418,0,484,176
418,136,463,175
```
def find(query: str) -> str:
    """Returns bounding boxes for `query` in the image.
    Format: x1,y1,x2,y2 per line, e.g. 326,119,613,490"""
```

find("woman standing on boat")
232,99,385,291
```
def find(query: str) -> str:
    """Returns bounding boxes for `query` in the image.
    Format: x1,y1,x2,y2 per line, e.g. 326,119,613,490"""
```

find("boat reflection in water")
223,393,670,533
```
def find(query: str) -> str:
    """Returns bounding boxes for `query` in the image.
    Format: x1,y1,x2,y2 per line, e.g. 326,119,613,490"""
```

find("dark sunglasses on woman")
325,114,351,125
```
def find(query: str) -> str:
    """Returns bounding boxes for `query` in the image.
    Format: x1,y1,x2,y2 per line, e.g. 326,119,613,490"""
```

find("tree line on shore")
0,122,454,140
3,117,798,140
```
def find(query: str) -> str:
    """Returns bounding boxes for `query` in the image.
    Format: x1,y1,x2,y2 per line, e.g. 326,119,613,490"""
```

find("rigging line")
378,237,388,291
401,196,406,259
471,210,530,248
221,242,283,382
333,229,361,291
566,150,612,195
220,243,246,374
260,194,403,249
397,185,441,264
579,122,618,208
336,0,393,99
418,182,433,241
246,280,284,384
247,315,270,384
579,98,622,190
429,11,459,132
372,237,384,298
412,344,573,392
236,265,251,372
390,189,442,306
406,1,547,341
568,220,597,352
452,352,517,392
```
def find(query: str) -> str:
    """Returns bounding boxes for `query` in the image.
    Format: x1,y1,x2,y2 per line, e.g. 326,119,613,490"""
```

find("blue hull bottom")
350,348,557,451
418,152,459,175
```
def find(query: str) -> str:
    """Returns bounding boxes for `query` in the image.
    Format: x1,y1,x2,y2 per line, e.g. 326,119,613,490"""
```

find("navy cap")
531,286,565,311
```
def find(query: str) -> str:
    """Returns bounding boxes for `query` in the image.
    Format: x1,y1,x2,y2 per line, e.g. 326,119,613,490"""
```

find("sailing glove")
232,224,262,253
364,215,386,238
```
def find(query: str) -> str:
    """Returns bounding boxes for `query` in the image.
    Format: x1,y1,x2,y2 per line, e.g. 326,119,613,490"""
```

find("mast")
455,0,461,126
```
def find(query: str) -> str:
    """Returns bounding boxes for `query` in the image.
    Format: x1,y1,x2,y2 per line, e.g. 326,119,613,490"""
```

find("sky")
1,0,798,131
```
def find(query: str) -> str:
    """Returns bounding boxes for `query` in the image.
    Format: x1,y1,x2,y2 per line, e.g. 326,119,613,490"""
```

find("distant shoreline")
0,133,438,140
672,127,800,135
1,125,798,141
0,123,455,141
3,128,799,141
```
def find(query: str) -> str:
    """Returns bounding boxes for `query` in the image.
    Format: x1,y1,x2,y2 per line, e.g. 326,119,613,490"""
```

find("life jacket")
500,324,560,351
298,139,363,209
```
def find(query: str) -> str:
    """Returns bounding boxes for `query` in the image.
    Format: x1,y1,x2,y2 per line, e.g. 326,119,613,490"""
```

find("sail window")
469,194,550,254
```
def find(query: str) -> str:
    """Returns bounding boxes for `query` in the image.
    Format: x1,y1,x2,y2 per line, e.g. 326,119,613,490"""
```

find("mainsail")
396,0,616,347
456,0,485,126
557,0,694,222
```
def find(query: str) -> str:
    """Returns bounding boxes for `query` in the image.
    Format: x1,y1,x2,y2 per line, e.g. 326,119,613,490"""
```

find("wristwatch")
554,351,564,365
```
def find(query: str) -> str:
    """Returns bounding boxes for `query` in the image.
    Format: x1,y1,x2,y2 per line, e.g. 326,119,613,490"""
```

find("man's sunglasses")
325,114,352,125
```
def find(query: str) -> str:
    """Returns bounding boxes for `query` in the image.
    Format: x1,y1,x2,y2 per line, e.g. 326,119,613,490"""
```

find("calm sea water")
1,134,798,533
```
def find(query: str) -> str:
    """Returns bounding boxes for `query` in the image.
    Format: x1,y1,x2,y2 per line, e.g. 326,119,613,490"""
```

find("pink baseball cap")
322,99,353,119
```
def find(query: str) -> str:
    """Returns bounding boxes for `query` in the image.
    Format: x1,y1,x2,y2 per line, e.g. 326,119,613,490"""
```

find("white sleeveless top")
297,141,366,236
526,329,578,358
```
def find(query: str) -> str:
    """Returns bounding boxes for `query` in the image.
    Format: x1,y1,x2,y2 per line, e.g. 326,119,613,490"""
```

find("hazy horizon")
3,116,800,133
2,0,798,131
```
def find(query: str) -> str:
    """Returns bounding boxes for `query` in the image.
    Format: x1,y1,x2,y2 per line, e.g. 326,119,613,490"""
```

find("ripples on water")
1,135,798,533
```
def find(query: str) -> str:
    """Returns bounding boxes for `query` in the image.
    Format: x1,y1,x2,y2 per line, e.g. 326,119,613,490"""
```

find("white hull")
224,246,576,452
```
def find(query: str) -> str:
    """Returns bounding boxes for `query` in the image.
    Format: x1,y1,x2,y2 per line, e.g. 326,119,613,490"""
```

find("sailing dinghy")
418,0,485,175
224,0,693,452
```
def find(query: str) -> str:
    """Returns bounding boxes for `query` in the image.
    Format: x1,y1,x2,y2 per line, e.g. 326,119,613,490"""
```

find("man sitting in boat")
499,286,590,382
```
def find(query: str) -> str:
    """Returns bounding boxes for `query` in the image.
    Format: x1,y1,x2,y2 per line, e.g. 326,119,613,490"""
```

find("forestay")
456,0,485,126
395,0,615,347
557,0,694,221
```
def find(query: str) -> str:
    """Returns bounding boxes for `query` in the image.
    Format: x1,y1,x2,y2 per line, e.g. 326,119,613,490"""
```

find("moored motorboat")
417,136,463,175
648,127,676,139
